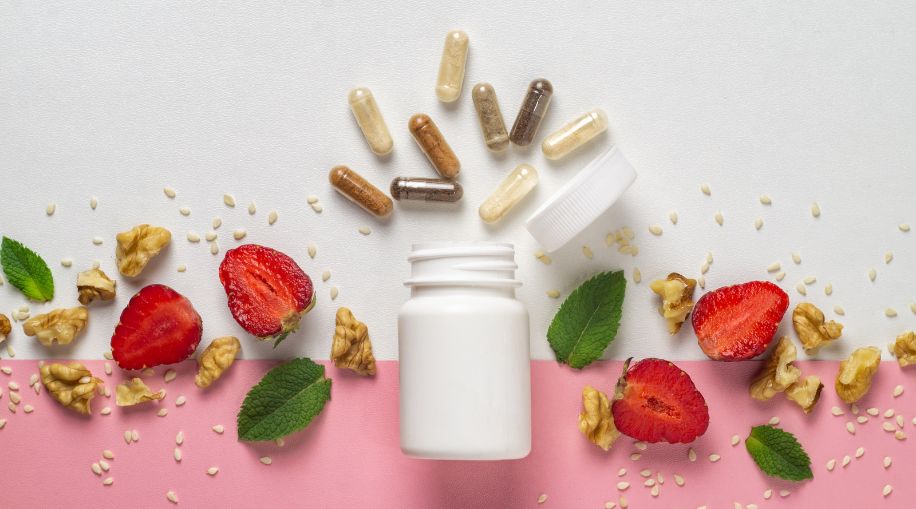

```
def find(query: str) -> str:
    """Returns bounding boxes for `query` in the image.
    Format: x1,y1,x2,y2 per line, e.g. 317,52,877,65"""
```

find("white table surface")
2,1,914,362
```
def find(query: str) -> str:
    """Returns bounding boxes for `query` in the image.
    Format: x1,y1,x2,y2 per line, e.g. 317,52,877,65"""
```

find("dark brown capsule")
390,177,463,202
329,165,393,217
408,114,461,179
509,79,553,146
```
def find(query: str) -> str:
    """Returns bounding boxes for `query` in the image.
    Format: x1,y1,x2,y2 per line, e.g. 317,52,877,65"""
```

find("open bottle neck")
404,242,521,294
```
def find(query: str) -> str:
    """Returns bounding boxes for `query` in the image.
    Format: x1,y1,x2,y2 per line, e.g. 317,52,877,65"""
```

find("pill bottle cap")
525,147,637,251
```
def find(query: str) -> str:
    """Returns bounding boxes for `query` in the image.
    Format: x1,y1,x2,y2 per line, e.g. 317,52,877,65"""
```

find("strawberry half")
219,244,315,346
611,358,709,444
111,284,203,370
691,281,789,361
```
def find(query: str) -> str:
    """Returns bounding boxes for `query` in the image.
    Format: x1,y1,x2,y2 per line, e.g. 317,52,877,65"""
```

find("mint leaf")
1,236,54,302
237,358,332,441
547,271,626,369
745,425,813,481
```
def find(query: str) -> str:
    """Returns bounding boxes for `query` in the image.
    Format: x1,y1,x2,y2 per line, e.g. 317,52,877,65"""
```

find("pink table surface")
0,359,912,508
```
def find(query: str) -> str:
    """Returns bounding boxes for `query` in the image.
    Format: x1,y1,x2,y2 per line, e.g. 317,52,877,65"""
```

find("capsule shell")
436,30,469,103
471,83,509,152
348,87,394,156
329,166,393,217
390,177,463,202
408,114,461,179
509,79,553,147
541,108,608,160
479,164,539,223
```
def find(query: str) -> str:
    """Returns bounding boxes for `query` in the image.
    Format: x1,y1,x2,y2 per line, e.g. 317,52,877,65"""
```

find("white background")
1,1,914,362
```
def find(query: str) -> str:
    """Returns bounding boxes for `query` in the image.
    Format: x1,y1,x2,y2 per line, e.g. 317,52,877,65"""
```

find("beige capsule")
541,108,608,160
348,87,393,156
471,83,509,152
408,114,460,179
479,164,539,223
329,166,393,217
435,30,469,102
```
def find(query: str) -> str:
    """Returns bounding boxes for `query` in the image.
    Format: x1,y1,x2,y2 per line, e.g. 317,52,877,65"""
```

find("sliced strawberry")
219,244,315,345
611,358,709,444
111,284,202,370
691,281,789,361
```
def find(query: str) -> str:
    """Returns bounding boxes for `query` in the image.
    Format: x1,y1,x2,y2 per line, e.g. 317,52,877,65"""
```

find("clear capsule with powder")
390,177,463,202
541,108,608,160
408,113,461,179
348,87,394,156
509,79,553,146
436,30,469,103
479,164,539,223
471,82,509,152
329,165,393,217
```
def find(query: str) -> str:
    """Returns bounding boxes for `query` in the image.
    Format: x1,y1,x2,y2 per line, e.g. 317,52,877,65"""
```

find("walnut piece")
578,385,621,451
331,307,377,376
40,362,103,415
195,336,241,388
792,303,843,354
649,273,697,334
115,224,171,277
785,375,824,414
23,306,89,346
0,313,10,344
750,337,801,400
835,346,881,403
116,378,165,406
889,331,916,367
77,267,117,305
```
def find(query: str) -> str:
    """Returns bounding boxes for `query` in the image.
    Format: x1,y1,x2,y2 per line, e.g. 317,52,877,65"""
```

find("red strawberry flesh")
691,281,789,361
111,284,202,370
219,244,314,341
611,358,709,444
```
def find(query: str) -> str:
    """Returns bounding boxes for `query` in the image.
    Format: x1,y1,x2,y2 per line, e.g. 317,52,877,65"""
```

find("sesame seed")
857,415,868,424
911,303,916,314
164,187,176,198
763,489,772,500
186,231,200,243
167,491,179,504
714,211,724,226
619,495,628,508
868,268,877,281
310,202,323,213
268,211,278,225
826,458,836,471
698,276,706,288
774,271,785,282
883,422,896,432
537,493,548,504
731,435,740,446
100,406,111,416
885,251,893,264
233,229,247,241
811,202,821,217
91,463,102,475
767,262,781,272
102,450,114,460
158,408,168,417
223,194,235,207
23,404,34,413
824,283,833,296
630,453,641,461
897,415,905,428
605,503,616,509
212,424,225,434
673,474,685,487
546,290,560,299
886,308,898,317
248,202,256,215
855,447,865,458
709,454,721,462
883,485,893,497
779,490,790,497
701,262,709,274
640,469,652,477
175,395,186,406
534,250,552,265
796,283,807,296
60,257,73,268
754,217,764,230
204,231,217,242
103,477,114,486
700,184,711,195
99,459,110,471
644,479,656,487
307,244,317,259
632,268,641,284
769,416,781,426
103,350,113,360
210,242,219,255
650,485,659,497
831,406,844,416
617,468,627,477
260,456,272,465
616,482,630,491
582,245,594,259
307,195,319,204
846,422,856,434
669,211,678,224
834,305,845,316
46,203,56,216
633,441,647,451
7,402,15,413
179,206,191,216
657,473,665,485
330,286,339,300
92,237,104,245
131,429,139,442
207,467,219,476
884,456,892,469
867,407,880,416
759,195,772,205
123,430,132,444
894,430,907,440
212,217,222,229
648,225,663,236
885,408,896,418
174,448,182,462
688,448,697,462
803,276,816,285
359,226,371,236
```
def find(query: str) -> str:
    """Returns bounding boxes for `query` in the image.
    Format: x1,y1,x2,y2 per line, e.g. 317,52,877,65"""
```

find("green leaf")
745,425,813,481
547,271,626,369
237,358,332,441
1,236,54,302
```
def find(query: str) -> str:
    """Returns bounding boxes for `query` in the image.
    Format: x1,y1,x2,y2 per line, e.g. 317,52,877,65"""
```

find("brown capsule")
408,114,461,179
509,79,553,146
390,177,463,202
329,166,393,217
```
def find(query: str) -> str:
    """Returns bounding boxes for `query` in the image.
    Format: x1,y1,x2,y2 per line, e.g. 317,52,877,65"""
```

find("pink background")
0,359,912,508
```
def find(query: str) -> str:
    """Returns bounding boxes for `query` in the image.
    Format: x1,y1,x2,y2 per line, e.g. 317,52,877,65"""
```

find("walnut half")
649,273,697,334
331,307,377,376
889,331,916,367
77,267,117,305
750,337,801,401
578,385,621,451
116,378,165,406
195,336,241,388
785,375,824,414
792,303,843,354
23,307,89,346
40,362,103,415
0,313,10,344
836,346,881,403
115,224,171,277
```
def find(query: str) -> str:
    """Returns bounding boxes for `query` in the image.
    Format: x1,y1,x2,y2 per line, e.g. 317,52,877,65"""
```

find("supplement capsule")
479,164,539,223
471,83,509,152
390,177,463,202
509,79,553,147
541,108,608,160
329,165,393,217
348,87,393,156
408,114,461,179
435,30,469,103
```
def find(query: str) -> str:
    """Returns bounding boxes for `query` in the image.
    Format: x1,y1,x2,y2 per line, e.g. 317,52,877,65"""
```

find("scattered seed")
884,251,893,264
885,408,896,418
856,415,868,424
212,217,222,229
92,237,104,245
167,490,179,504
330,286,339,300
307,195,319,204
852,403,860,414
260,456,272,465
311,203,323,213
103,477,114,486
911,303,916,314
268,211,278,225
210,242,219,255
248,202,256,215
846,422,856,434
546,290,561,299
103,350,113,360
752,216,765,231
639,469,652,477
780,490,791,498
796,283,807,296
307,244,317,259
698,276,706,288
207,467,219,476
179,206,191,216
669,211,678,224
886,308,898,317
175,395,186,407
763,489,772,500
826,458,836,471
632,268,641,284
633,441,647,451
101,406,112,415
759,195,772,205
7,402,15,413
834,305,845,316
186,231,200,243
882,422,896,432
212,424,224,434
536,493,548,504
616,482,630,491
617,468,627,477
900,223,911,232
102,450,114,460
648,225,663,236
714,211,724,226
164,187,176,198
650,485,659,497
803,276,816,285
701,262,709,275
868,268,877,282
824,283,833,296
811,202,821,217
867,407,880,416
767,262,781,273
630,453,641,461
124,430,132,444
644,479,655,487
619,495,628,508
358,226,371,236
92,463,102,475
831,406,844,416
204,231,217,242
99,459,110,471
688,448,697,462
223,194,236,207
174,448,182,462
534,250,552,265
884,456,892,469
604,503,616,509
233,229,247,241
775,271,786,282
23,404,33,413
894,430,907,440
700,184,711,195
768,416,780,425
709,454,721,463
158,408,169,417
893,386,903,399
46,203,56,216
731,435,740,446
883,485,893,497
582,245,593,259
673,474,685,487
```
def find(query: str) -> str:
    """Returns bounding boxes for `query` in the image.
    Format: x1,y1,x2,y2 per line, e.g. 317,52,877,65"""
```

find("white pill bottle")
398,242,531,460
